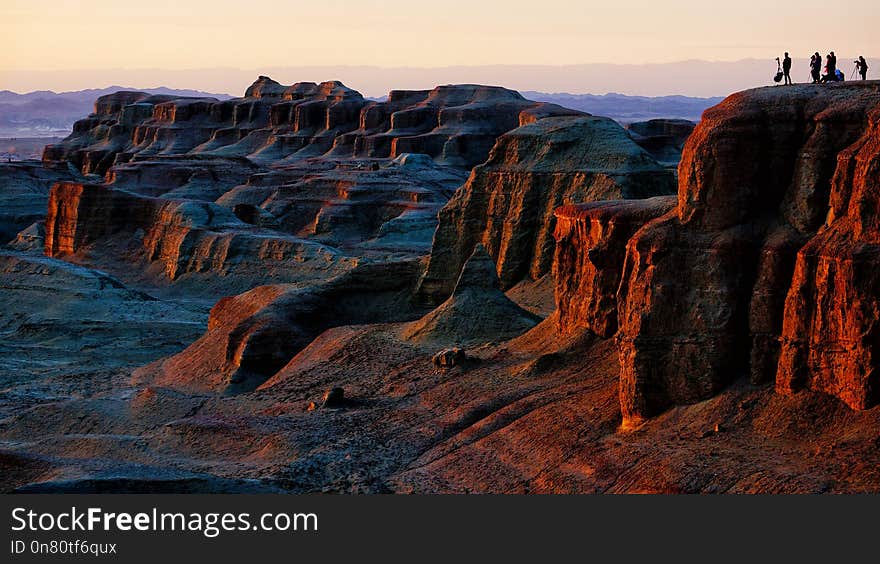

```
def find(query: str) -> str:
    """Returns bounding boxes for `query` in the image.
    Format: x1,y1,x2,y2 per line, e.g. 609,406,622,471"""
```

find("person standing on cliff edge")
856,56,869,80
810,52,822,83
782,52,793,84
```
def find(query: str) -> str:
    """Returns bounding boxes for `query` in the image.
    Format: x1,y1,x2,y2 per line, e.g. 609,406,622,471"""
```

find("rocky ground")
1,78,878,493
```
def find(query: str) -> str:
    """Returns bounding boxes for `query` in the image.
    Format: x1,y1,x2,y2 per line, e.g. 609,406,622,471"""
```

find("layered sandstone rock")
43,79,579,176
776,99,880,410
39,78,582,286
552,196,676,337
214,155,468,255
615,83,880,424
44,181,354,295
418,116,676,303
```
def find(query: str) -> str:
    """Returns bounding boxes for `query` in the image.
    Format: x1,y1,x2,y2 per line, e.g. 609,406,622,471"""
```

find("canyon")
0,77,878,493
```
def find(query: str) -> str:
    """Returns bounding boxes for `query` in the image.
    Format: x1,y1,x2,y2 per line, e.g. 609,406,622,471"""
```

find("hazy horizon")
4,58,878,100
3,0,877,97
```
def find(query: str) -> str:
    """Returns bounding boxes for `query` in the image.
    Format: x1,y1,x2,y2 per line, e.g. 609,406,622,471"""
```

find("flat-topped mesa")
43,77,579,176
552,196,676,337
41,91,207,175
616,82,880,425
417,115,676,304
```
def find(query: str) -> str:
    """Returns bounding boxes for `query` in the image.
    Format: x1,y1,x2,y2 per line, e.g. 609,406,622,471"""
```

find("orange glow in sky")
1,0,877,95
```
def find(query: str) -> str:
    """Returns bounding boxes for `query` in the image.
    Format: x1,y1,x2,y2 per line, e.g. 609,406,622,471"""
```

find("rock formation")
5,78,880,494
552,196,676,337
417,116,676,304
43,79,579,176
38,78,582,293
44,181,353,296
0,162,71,243
403,245,540,346
134,259,426,394
611,83,880,424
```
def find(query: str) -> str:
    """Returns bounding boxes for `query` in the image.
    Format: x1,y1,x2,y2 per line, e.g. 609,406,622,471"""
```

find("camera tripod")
851,63,859,80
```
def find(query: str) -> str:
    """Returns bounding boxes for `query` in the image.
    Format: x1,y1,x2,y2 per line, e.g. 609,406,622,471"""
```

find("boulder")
432,348,468,368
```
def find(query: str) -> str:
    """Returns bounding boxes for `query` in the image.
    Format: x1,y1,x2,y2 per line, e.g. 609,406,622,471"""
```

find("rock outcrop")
403,245,540,345
418,116,676,303
38,78,582,290
776,93,880,410
613,83,880,425
213,155,468,255
552,196,676,337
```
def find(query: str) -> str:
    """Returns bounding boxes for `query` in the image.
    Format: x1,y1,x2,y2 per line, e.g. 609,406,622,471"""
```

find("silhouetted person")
782,52,792,84
810,52,822,83
821,53,838,83
856,56,869,80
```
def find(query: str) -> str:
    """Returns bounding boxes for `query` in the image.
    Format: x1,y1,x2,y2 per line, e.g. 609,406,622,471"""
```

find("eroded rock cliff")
44,181,354,295
552,196,676,337
608,83,880,424
39,78,583,292
417,116,676,303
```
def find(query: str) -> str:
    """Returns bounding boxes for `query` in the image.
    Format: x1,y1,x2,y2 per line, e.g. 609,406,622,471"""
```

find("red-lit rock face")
614,83,880,424
552,196,676,337
777,101,880,410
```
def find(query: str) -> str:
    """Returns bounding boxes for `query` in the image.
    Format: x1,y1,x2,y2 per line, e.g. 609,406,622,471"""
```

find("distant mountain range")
522,92,722,123
0,84,722,138
0,86,231,137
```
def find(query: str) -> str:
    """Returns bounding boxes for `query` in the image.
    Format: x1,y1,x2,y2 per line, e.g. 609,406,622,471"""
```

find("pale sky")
2,0,878,95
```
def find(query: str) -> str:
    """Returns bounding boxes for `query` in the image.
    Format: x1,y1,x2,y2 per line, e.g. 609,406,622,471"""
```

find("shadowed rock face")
403,245,540,346
417,116,677,303
0,162,72,243
133,259,425,394
613,82,880,424
626,119,696,165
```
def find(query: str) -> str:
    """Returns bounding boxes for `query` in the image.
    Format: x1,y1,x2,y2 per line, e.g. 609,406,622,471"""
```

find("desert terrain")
1,77,878,493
